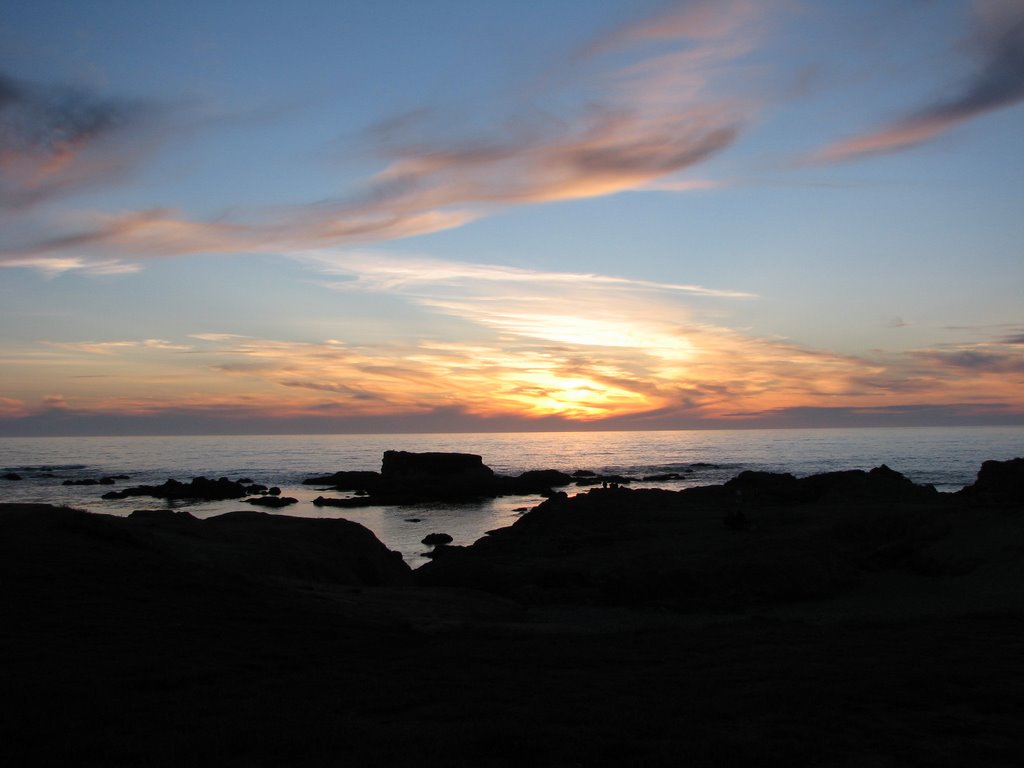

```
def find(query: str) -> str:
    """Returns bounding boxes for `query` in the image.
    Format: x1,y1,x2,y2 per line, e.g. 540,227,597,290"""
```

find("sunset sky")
1,0,1022,435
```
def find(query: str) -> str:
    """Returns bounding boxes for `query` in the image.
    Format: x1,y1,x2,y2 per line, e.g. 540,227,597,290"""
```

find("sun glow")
496,372,657,419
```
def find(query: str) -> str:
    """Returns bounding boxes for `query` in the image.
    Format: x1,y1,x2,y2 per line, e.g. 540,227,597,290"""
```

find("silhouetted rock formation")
244,495,298,508
416,463,1006,612
103,476,254,501
716,464,938,506
2,472,22,481
957,457,1024,503
381,450,495,497
307,451,574,505
302,470,382,491
0,504,410,588
422,532,453,546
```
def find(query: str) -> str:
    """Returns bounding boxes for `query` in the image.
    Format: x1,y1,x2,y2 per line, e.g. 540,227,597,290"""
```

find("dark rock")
268,487,281,496
102,476,251,501
405,518,422,523
2,473,22,481
422,532,453,546
575,474,634,487
501,469,573,494
245,496,298,508
571,470,597,477
302,470,382,491
724,471,805,504
0,504,410,588
244,483,269,494
313,496,375,508
957,457,1024,503
723,465,937,506
381,450,494,496
128,509,198,521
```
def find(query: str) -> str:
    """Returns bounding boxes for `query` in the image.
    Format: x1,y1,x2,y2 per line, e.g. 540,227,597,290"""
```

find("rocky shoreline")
1,455,1022,766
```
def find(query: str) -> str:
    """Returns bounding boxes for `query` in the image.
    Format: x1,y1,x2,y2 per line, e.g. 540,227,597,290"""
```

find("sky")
1,0,1022,435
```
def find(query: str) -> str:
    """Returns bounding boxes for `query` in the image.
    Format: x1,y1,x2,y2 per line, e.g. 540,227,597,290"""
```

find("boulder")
2,473,22,481
245,496,298,508
422,532,454,546
380,451,495,498
957,457,1024,503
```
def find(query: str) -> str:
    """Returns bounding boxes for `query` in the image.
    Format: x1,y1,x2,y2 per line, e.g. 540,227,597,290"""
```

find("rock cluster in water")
308,450,574,507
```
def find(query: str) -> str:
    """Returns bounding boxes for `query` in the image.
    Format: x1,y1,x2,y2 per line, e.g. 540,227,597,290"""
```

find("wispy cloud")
810,0,1024,163
0,71,158,210
0,1,763,270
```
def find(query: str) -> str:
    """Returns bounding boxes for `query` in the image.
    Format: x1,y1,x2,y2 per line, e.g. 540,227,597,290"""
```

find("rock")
313,496,375,508
381,450,494,496
503,469,573,493
128,509,198,522
0,504,411,588
422,533,453,546
268,487,281,496
2,473,22,481
301,470,382,491
957,457,1024,503
102,476,251,501
244,496,298,508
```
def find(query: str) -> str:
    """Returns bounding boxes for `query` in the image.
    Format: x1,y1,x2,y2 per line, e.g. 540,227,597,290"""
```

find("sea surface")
2,426,1022,566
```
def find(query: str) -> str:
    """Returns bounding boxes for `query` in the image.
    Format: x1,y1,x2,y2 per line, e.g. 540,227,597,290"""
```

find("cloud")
0,1,760,269
810,0,1024,163
0,71,157,210
914,348,1024,373
0,396,29,418
17,254,1019,427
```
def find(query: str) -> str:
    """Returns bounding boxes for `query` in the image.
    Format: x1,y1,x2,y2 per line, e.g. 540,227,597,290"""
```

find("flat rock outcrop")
307,451,573,505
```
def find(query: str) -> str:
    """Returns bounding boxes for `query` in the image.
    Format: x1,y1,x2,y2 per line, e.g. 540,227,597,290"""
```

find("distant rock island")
1,455,1022,766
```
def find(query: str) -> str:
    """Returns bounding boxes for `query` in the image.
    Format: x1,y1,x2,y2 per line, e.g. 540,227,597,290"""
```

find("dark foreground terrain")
2,460,1023,767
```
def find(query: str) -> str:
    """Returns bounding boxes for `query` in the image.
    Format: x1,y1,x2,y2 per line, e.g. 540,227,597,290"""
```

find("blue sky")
1,0,1022,434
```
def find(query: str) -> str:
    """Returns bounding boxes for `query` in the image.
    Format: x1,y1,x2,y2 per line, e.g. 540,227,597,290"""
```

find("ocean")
2,426,1022,566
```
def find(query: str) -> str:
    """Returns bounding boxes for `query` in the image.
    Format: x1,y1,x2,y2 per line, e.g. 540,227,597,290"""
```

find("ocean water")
2,427,1022,566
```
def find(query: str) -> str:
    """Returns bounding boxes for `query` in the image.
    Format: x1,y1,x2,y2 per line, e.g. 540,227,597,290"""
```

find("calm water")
2,427,1022,566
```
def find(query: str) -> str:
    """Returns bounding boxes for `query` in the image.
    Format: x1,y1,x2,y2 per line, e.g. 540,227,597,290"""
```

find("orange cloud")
14,258,1021,425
